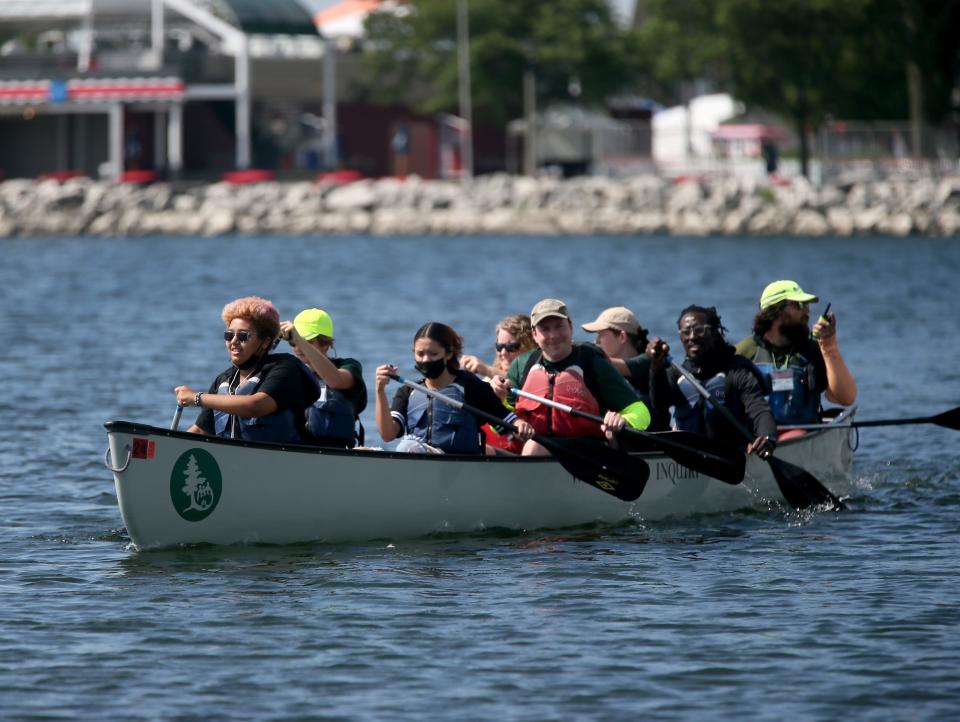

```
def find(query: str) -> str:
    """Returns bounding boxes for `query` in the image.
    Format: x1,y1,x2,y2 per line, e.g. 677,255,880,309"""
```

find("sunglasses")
679,324,711,339
223,330,257,343
495,341,522,353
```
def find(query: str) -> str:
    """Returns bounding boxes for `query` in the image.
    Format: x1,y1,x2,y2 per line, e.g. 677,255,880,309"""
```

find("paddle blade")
932,407,960,431
621,431,746,485
768,455,846,511
540,436,649,502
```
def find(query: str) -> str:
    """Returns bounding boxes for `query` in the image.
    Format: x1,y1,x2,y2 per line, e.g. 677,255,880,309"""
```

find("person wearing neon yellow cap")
735,280,856,428
279,308,367,448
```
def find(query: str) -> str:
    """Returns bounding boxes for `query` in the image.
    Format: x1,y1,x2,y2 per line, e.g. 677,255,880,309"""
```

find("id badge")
771,371,794,392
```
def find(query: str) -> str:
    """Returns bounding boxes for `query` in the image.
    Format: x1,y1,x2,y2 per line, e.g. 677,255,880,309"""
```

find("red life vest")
515,352,603,437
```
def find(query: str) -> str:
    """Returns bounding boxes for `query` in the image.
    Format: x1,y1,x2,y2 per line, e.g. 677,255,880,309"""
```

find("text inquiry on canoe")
655,461,700,482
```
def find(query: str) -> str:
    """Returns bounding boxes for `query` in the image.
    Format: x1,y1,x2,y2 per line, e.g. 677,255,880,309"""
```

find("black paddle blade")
768,455,846,511
933,407,960,431
621,431,746,485
540,436,649,502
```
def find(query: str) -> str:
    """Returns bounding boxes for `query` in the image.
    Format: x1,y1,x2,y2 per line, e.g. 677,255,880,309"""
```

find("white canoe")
104,409,856,550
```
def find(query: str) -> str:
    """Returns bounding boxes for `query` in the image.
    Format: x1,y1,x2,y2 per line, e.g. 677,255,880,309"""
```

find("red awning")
0,77,185,105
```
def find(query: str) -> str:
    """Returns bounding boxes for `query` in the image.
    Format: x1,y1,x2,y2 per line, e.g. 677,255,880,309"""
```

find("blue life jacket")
751,347,820,425
306,375,357,444
674,371,727,435
213,370,301,444
405,380,482,454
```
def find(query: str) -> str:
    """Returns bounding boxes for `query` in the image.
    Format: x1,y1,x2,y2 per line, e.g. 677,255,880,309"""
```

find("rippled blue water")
1,233,959,721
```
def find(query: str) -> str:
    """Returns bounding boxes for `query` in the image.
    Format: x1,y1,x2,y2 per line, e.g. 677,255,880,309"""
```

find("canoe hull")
105,418,855,550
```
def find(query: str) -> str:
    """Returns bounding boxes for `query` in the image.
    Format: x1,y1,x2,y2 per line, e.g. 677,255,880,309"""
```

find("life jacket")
405,380,483,454
514,347,603,438
306,376,358,445
213,367,301,443
674,370,727,436
750,344,820,425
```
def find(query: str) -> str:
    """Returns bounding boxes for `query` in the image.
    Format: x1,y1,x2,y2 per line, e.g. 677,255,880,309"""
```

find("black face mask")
415,358,447,379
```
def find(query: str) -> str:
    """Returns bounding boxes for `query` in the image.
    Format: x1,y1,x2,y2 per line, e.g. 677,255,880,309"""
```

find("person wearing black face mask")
375,322,534,454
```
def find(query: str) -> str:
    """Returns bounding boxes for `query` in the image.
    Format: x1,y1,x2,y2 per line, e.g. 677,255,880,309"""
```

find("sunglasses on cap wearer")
787,300,810,310
495,341,522,352
224,330,257,343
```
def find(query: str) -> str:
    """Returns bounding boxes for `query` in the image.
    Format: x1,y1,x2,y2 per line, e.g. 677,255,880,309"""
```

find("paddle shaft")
171,406,183,431
667,358,758,446
780,407,960,431
668,357,845,510
388,374,649,501
509,386,740,467
391,374,523,437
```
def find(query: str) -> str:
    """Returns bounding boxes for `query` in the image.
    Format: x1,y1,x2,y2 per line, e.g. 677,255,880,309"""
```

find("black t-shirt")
650,346,777,448
197,353,319,437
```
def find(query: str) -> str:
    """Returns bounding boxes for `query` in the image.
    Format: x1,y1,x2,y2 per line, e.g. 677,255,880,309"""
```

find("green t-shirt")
624,354,652,395
331,357,367,415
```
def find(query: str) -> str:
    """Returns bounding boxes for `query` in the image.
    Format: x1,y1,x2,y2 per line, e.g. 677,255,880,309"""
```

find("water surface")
1,233,958,721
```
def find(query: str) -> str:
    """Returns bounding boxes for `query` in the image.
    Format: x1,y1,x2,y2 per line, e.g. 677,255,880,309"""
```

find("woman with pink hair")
174,296,318,443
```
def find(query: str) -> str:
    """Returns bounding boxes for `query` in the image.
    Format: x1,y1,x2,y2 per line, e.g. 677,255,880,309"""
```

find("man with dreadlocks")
647,305,777,457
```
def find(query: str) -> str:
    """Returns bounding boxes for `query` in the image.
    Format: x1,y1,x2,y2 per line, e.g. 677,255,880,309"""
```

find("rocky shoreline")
1,173,958,238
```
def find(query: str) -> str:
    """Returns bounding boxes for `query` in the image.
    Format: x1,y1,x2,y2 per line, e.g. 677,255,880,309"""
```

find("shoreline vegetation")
1,173,959,238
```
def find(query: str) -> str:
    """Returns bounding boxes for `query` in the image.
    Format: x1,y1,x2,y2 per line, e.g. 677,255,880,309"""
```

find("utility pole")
523,41,536,176
456,0,473,179
323,38,338,169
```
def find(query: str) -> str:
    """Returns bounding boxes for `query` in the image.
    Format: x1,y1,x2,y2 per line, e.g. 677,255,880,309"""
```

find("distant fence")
508,117,960,181
817,121,960,181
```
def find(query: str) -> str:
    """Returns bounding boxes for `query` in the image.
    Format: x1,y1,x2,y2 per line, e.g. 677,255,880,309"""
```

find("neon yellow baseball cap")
759,280,819,310
293,308,334,340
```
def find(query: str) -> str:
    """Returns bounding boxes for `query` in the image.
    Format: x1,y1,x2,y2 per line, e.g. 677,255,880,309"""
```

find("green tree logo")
169,448,222,522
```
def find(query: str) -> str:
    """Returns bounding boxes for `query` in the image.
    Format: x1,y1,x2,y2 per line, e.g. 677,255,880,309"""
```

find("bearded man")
735,280,857,426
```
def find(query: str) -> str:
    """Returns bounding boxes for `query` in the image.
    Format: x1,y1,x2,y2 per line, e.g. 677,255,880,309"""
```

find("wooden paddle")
390,374,649,502
779,406,960,431
509,387,745,484
667,358,846,511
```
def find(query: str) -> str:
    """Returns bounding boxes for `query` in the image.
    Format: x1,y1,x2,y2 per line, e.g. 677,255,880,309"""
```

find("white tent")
652,93,743,163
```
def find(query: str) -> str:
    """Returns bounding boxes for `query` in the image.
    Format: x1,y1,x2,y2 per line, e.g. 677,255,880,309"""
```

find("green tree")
716,0,891,176
355,0,641,125
633,0,727,108
898,0,960,154
636,0,960,175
